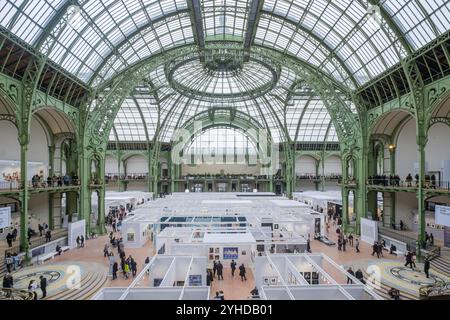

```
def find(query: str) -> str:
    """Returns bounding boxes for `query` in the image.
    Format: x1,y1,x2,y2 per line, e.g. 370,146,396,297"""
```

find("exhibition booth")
92,255,209,300
155,228,257,267
254,253,382,300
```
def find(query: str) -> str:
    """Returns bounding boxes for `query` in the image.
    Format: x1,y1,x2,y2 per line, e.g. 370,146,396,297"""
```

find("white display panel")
68,219,86,249
0,206,11,229
360,218,378,245
435,205,450,227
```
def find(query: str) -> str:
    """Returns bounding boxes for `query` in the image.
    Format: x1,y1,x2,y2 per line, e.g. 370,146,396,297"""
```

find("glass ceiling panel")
0,0,65,45
2,0,448,88
382,0,449,50
186,127,257,157
201,0,250,39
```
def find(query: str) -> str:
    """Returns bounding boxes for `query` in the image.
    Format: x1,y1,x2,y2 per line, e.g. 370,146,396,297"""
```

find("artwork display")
223,247,238,259
214,248,220,253
208,254,214,260
188,275,202,286
127,233,135,242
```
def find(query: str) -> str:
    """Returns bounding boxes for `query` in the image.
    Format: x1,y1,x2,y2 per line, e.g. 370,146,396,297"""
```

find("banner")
436,205,450,227
445,227,450,248
0,207,11,229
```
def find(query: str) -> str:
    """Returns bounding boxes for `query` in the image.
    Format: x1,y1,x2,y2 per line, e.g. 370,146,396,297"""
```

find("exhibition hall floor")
6,225,413,300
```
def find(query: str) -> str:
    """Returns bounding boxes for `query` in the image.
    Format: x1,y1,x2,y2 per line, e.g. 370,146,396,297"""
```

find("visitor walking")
2,273,13,298
80,235,85,247
219,290,225,300
239,264,247,281
348,233,354,247
45,230,52,242
76,236,81,248
5,254,13,273
346,267,355,284
355,238,360,253
355,269,365,284
411,252,417,269
213,260,218,278
424,258,430,278
40,275,47,299
207,270,213,286
130,258,137,277
28,280,38,300
217,261,223,280
404,251,414,269
104,243,109,257
6,232,13,247
230,260,237,277
112,261,118,280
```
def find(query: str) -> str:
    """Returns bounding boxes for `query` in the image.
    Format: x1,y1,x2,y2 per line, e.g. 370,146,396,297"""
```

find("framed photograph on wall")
209,254,214,260
263,277,270,285
270,277,277,285
215,248,220,254
209,248,214,253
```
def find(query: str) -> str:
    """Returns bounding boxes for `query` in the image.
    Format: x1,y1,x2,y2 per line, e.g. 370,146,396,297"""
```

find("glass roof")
1,0,449,86
109,58,342,143
185,127,258,157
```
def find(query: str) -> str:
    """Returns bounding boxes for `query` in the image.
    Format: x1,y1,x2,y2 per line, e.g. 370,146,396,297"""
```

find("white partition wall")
68,219,85,249
360,218,378,245
92,255,209,300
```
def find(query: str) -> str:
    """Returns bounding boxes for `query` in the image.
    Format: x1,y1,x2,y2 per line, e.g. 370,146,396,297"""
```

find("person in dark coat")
130,258,137,277
213,260,218,278
2,273,13,298
216,261,223,280
6,232,13,248
347,267,355,284
230,260,237,277
40,275,47,299
112,262,118,280
424,258,430,278
404,252,414,269
206,269,213,286
355,269,365,284
239,264,247,281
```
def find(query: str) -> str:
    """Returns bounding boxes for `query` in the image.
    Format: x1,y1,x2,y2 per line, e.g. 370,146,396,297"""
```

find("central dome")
168,57,279,101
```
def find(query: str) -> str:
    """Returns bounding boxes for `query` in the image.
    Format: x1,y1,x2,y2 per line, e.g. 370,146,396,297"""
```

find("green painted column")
320,156,325,192
48,145,55,229
117,151,122,192
19,139,29,255
79,155,91,234
314,160,320,191
417,135,427,246
389,148,396,228
97,157,106,234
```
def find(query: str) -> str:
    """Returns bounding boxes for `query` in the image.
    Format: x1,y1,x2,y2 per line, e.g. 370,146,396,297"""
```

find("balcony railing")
367,179,450,191
0,179,79,191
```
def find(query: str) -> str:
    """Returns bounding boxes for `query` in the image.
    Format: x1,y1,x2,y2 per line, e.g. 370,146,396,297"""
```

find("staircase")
0,260,6,279
430,256,450,277
362,269,417,300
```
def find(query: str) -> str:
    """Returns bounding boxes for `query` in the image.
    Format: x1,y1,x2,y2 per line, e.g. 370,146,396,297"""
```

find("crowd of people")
367,173,438,188
31,173,79,188
2,273,47,300
105,232,139,280
106,206,128,233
